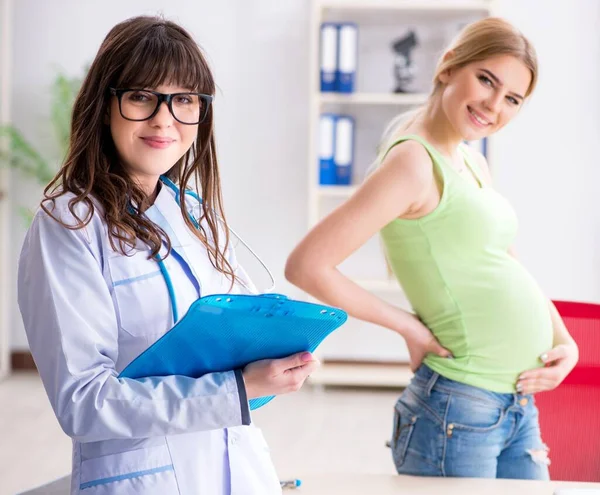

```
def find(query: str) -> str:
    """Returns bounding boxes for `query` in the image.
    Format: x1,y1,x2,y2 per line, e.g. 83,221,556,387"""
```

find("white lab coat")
17,184,282,495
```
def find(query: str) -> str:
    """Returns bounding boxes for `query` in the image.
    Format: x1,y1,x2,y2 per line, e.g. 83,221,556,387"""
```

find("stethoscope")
148,175,275,324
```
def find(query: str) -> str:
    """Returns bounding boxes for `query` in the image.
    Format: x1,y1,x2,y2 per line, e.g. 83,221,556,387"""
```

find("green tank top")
379,135,553,393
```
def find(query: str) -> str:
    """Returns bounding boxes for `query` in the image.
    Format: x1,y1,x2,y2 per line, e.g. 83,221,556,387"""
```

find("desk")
293,474,600,495
19,474,600,495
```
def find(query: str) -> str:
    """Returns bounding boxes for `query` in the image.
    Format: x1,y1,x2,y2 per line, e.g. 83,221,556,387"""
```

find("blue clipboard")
119,293,347,409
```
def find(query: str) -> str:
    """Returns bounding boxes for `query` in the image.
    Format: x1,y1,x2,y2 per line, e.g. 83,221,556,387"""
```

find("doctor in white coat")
17,15,318,495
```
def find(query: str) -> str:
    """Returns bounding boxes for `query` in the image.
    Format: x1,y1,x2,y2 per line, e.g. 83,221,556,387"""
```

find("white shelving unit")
0,0,12,380
317,0,494,11
307,0,496,388
319,92,428,106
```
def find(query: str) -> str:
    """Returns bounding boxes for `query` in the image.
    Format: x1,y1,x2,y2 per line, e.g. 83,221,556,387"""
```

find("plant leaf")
0,125,54,184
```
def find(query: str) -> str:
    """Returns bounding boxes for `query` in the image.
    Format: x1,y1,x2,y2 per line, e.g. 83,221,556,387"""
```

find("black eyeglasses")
109,88,213,125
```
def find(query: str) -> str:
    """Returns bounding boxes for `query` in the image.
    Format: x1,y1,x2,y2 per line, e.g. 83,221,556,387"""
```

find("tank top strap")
381,134,448,179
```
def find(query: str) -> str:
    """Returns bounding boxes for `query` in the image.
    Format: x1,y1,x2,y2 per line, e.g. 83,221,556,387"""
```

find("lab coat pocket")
78,445,179,494
230,425,281,494
107,250,171,338
246,424,273,457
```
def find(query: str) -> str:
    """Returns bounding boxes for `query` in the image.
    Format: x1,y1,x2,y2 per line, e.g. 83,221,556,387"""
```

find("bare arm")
517,298,579,394
547,300,578,350
286,141,450,366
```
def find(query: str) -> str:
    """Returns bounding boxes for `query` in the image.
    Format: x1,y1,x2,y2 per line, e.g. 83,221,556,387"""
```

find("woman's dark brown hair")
43,15,236,284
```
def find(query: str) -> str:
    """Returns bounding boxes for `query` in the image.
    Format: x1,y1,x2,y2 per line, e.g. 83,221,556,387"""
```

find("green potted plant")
0,68,84,223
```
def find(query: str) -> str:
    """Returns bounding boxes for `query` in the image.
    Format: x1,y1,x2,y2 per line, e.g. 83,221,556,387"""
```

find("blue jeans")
391,365,550,479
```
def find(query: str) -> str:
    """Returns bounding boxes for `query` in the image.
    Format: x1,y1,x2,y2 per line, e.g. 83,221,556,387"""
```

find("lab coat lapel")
145,185,203,296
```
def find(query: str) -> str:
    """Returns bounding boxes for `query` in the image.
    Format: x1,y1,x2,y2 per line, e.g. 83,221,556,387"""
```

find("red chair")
535,300,600,482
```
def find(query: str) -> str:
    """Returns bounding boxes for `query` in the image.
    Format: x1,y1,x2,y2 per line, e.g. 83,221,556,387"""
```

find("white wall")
8,0,311,349
8,0,600,350
493,0,600,302
1,0,13,374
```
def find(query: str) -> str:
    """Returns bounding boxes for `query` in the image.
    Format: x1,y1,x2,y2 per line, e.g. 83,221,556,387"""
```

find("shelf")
308,0,494,387
355,279,402,292
319,0,494,13
317,185,357,198
300,278,403,294
319,92,428,106
308,361,413,388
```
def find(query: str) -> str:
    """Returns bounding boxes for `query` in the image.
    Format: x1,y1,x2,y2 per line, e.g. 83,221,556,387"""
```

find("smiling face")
109,83,199,194
438,54,532,141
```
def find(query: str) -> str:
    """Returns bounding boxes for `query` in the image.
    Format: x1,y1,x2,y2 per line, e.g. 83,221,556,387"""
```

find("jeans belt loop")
426,369,440,397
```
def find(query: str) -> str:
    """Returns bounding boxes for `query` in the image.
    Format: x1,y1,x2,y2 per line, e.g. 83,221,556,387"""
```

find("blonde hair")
373,17,538,165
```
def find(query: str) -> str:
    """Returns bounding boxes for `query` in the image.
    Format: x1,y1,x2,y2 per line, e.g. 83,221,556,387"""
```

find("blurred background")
1,1,599,494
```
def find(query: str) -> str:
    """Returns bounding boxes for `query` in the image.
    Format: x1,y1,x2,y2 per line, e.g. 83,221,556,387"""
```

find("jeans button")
519,397,529,406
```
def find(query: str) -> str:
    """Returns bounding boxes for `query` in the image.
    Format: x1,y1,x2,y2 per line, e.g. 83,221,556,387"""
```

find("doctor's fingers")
272,351,317,373
282,360,320,392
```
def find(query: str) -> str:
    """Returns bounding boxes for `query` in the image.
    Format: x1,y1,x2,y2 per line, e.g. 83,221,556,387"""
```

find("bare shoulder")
350,138,436,220
376,138,435,187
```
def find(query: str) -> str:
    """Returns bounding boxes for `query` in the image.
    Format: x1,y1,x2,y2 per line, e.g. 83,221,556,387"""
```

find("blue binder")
119,293,347,410
319,113,337,185
334,115,355,185
320,23,338,92
336,23,358,93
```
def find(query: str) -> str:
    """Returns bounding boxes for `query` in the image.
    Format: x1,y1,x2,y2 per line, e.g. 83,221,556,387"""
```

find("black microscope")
392,30,418,93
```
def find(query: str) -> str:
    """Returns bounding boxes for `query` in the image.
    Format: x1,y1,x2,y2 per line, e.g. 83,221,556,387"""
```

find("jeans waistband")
411,364,532,409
